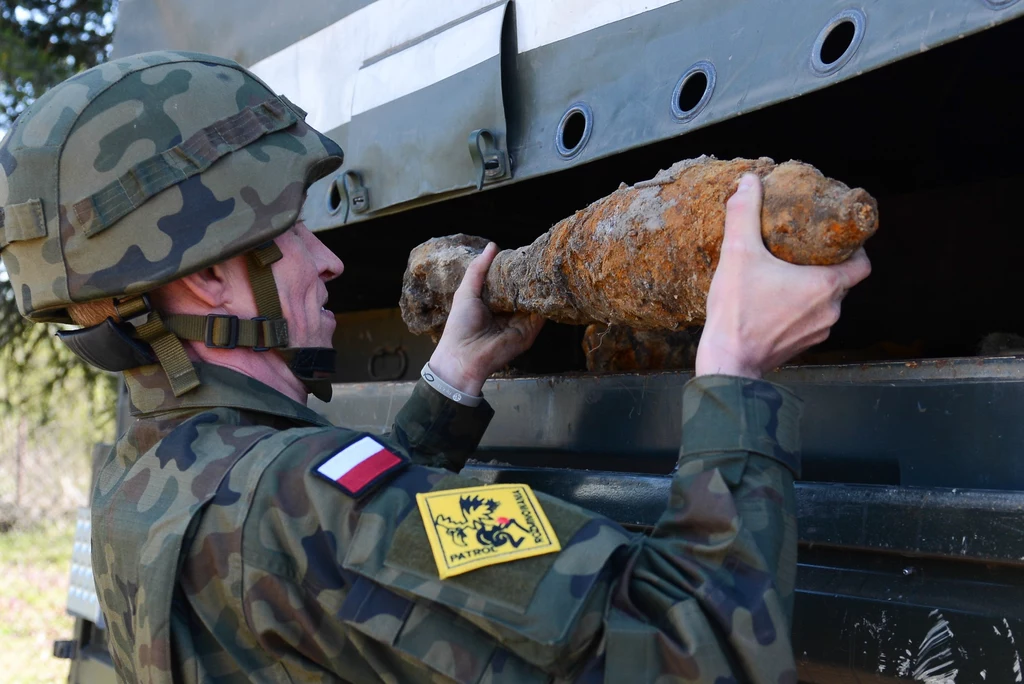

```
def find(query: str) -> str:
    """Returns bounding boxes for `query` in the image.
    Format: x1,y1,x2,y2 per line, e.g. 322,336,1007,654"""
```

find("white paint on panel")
515,0,681,53
250,0,495,130
249,0,681,130
351,5,506,116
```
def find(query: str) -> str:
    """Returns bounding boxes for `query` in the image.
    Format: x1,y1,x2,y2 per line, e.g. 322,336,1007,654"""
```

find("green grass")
0,521,75,683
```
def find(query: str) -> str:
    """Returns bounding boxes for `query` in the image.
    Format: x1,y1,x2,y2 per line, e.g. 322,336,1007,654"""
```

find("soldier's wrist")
421,362,484,407
426,349,487,395
694,336,763,379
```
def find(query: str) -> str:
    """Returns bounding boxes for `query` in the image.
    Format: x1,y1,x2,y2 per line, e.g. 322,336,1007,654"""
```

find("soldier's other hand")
695,173,871,379
429,243,545,396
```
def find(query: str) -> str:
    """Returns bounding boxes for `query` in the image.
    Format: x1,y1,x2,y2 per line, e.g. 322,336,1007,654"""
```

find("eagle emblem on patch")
416,484,560,579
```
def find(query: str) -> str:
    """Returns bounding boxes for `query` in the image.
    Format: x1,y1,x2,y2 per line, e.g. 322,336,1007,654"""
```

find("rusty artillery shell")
582,324,698,373
400,156,878,338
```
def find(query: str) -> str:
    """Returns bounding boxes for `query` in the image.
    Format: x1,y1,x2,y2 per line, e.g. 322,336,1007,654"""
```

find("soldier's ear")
174,265,232,309
157,254,251,314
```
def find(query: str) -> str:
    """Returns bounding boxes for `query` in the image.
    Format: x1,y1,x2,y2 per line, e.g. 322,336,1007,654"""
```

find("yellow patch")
416,484,561,579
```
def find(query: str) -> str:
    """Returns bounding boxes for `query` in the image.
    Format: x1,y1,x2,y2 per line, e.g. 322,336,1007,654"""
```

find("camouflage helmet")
0,51,343,397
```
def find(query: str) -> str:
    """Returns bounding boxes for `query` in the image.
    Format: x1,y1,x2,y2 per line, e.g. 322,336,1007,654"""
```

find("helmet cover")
0,51,343,323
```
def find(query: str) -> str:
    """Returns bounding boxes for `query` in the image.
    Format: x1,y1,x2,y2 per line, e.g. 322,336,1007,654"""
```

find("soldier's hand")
696,173,872,379
429,243,545,396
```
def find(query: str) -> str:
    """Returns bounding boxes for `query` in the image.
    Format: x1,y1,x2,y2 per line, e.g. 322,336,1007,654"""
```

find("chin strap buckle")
204,314,240,349
251,317,271,352
113,293,153,325
114,293,201,397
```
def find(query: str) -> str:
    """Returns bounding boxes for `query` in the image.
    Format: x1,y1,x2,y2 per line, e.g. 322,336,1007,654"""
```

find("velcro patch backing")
385,475,595,612
313,435,407,498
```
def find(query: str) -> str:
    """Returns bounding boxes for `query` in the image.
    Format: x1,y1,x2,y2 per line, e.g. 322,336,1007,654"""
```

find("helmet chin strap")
130,240,337,399
59,240,338,399
243,239,337,401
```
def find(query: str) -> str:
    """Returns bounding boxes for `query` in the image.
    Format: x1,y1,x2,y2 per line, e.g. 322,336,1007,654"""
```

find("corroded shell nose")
846,187,879,238
761,161,879,265
828,186,879,262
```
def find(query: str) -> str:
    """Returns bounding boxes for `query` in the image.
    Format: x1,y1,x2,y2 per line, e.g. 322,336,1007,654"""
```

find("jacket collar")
123,362,332,427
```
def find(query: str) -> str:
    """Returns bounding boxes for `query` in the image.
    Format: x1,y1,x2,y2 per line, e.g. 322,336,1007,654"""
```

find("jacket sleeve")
390,378,495,470
599,374,803,683
226,374,801,683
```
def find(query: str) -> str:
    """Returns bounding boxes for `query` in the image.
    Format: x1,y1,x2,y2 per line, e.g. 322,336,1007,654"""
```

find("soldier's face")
272,221,344,349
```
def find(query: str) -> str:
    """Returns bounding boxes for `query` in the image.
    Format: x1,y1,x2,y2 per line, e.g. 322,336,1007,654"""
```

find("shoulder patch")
313,435,407,498
416,484,561,579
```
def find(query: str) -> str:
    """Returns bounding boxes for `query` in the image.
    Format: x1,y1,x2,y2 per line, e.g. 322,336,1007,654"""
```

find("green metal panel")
111,0,372,65
337,3,512,218
112,1,1024,228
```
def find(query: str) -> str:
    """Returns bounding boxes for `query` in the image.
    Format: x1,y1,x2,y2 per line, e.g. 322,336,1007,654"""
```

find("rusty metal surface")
582,324,698,372
400,157,877,336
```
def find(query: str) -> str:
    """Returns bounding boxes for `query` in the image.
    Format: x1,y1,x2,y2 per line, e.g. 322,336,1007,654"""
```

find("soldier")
0,53,869,682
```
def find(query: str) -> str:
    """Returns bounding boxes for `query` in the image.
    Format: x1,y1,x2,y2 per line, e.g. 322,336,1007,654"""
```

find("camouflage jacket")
92,362,802,683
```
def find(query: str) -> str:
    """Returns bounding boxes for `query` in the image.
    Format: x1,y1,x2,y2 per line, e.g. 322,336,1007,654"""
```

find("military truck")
54,1,1024,681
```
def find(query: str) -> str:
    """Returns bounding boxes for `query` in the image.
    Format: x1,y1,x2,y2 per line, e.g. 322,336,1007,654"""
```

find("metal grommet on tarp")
325,176,345,216
671,61,717,123
810,8,867,77
555,102,593,160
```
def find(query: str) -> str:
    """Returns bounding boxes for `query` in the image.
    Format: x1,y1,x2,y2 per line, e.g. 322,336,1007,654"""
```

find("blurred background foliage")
0,0,117,127
0,6,116,679
1,0,120,448
0,268,119,439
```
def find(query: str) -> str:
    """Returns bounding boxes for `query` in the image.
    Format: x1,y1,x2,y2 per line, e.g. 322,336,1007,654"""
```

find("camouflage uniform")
93,362,802,683
2,51,802,682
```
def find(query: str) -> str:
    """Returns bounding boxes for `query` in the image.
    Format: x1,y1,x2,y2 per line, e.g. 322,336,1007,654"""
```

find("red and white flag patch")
314,436,406,498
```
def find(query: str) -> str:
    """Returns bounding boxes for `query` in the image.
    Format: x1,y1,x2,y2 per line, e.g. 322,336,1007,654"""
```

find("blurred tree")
1,1,119,433
0,0,118,127
1,266,117,434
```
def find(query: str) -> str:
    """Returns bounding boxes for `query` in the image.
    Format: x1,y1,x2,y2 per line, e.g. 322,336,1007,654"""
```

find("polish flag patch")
314,436,406,498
